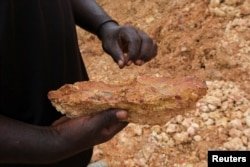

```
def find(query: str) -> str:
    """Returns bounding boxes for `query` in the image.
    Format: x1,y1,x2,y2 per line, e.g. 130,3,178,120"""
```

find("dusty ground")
77,0,250,166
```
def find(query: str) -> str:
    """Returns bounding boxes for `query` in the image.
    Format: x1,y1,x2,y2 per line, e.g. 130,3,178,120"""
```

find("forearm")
71,0,117,34
0,115,69,164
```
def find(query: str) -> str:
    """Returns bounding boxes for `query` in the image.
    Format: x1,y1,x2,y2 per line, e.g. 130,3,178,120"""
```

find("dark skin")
0,0,157,164
72,0,157,68
0,110,128,164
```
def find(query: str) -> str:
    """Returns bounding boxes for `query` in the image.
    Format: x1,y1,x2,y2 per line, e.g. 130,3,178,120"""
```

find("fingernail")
118,60,124,68
124,54,129,62
116,110,128,120
136,60,143,65
127,60,132,66
124,53,128,58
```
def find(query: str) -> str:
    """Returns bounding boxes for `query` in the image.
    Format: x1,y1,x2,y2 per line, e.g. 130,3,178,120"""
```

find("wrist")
44,127,86,164
96,20,119,39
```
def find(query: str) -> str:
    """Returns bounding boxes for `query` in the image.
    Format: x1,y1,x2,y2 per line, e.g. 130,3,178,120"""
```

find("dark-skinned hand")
98,22,158,68
52,109,128,153
0,109,128,164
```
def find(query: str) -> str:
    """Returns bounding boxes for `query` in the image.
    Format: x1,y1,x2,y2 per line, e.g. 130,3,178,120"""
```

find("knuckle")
140,54,149,61
129,51,138,60
134,37,142,45
142,52,154,61
143,36,153,45
102,41,111,51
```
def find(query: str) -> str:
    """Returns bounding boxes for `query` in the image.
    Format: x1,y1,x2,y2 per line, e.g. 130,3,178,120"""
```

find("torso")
0,0,88,125
0,0,91,166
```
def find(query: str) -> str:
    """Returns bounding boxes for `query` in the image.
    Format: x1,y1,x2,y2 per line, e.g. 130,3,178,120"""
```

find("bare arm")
71,0,117,34
0,115,65,164
71,0,158,68
0,110,127,164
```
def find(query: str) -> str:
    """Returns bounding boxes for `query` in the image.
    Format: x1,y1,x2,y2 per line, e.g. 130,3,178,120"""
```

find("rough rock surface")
48,76,207,125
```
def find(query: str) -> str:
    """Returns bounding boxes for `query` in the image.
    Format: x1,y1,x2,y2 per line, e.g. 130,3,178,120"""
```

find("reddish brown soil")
77,0,250,166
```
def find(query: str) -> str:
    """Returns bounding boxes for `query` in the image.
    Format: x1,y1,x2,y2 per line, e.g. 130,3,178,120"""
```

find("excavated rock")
48,76,207,125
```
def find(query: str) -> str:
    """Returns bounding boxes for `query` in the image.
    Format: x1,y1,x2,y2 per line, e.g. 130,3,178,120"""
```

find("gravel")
83,0,250,165
91,79,250,167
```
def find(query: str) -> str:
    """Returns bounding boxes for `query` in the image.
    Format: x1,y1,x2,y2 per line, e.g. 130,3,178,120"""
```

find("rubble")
90,80,250,166
209,0,250,17
78,0,250,166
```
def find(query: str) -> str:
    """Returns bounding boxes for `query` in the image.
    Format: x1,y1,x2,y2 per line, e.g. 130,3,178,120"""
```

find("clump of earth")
77,0,250,166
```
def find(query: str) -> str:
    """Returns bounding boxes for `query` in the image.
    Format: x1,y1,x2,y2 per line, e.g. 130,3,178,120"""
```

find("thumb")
92,109,128,141
90,109,128,129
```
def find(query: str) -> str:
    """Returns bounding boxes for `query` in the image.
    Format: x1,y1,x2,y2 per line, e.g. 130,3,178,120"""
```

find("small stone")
194,109,201,117
209,111,221,119
166,123,178,133
241,136,248,146
180,46,188,52
241,1,250,15
243,128,250,138
228,119,243,130
193,135,202,142
151,125,161,134
244,109,250,117
205,136,211,141
167,138,175,147
137,158,147,167
217,127,225,133
187,127,196,136
175,115,184,124
191,123,200,129
225,0,239,6
182,118,193,128
245,116,250,127
230,111,243,119
87,160,108,167
124,160,136,167
161,132,169,142
200,105,210,113
151,131,158,141
92,148,104,161
196,102,202,108
201,113,209,120
229,128,242,137
208,104,217,111
211,90,223,98
184,163,194,167
205,118,215,126
173,132,190,144
145,16,155,24
142,144,156,160
206,96,221,106
210,0,221,8
221,102,229,111
156,134,163,142
133,126,143,136
216,117,228,127
223,137,244,150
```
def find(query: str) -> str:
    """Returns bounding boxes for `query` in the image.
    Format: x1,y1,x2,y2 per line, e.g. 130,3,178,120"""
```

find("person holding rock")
0,0,157,166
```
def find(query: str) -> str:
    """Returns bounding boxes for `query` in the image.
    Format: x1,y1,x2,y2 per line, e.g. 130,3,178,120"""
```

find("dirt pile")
91,81,250,166
209,0,250,17
78,0,250,96
76,0,250,166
